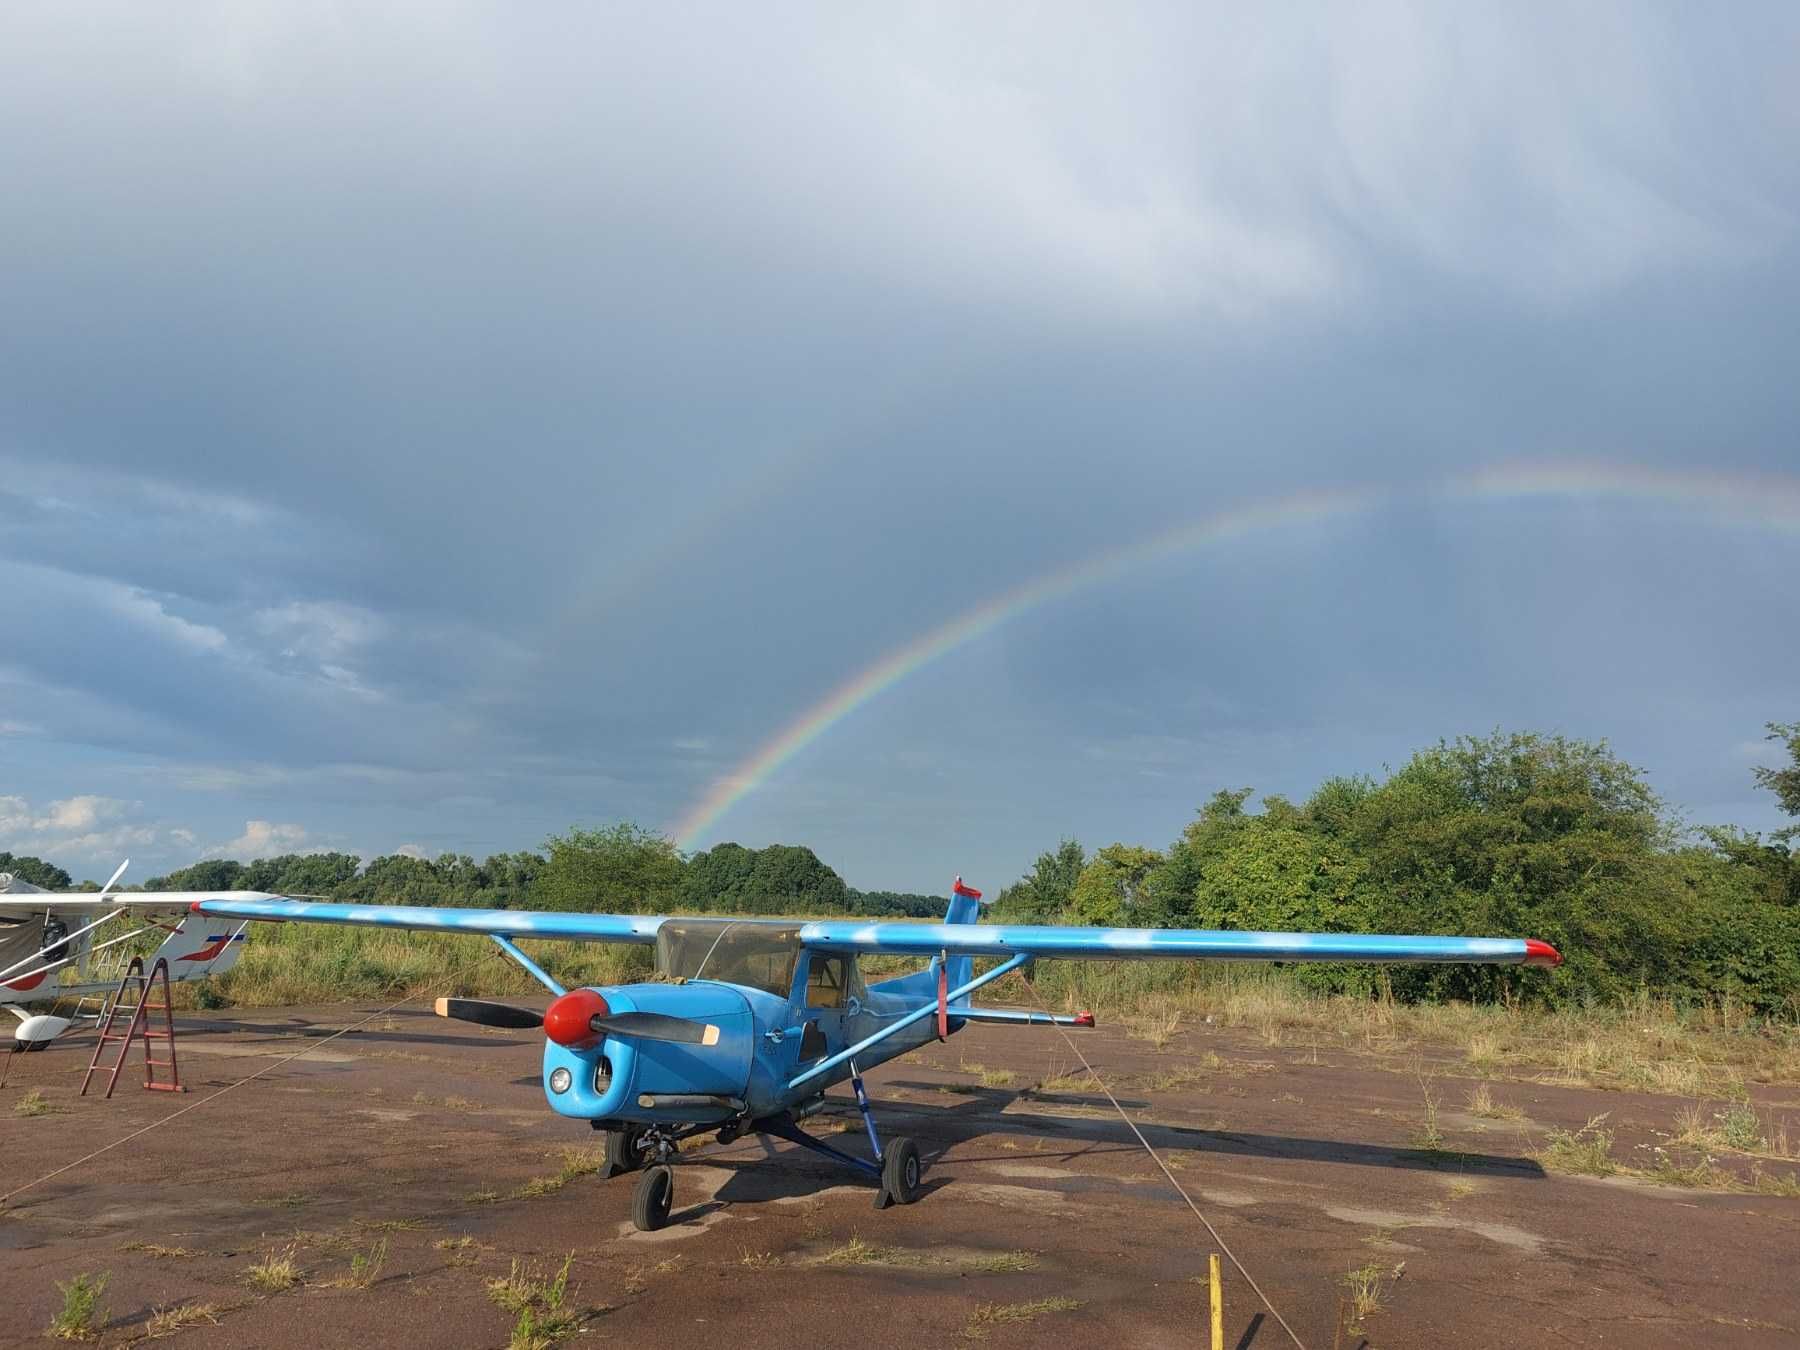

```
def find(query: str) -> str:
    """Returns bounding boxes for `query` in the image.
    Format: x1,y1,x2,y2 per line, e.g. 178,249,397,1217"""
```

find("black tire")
881,1136,921,1206
632,1164,673,1231
603,1125,644,1178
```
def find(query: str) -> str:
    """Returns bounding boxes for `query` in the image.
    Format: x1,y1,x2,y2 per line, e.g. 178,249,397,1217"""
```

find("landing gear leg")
851,1070,920,1210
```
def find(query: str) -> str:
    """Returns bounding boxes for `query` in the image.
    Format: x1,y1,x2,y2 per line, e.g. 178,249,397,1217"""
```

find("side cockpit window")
806,955,847,1008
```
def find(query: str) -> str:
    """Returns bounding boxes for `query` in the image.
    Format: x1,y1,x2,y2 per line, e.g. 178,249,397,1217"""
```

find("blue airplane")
194,879,1561,1231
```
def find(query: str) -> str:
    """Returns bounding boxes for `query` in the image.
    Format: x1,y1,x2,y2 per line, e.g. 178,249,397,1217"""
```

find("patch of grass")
965,1250,1039,1273
1035,1060,1091,1094
351,1216,424,1233
14,1088,65,1117
963,1296,1082,1339
243,1245,303,1292
817,1235,898,1266
120,1242,202,1258
488,1255,588,1349
269,1192,313,1209
1465,1083,1523,1120
464,1188,500,1205
956,1059,1019,1089
1409,1070,1445,1152
1125,997,1182,1049
1465,1032,1504,1072
46,1272,108,1341
1341,1261,1404,1333
1750,1165,1800,1197
737,1248,780,1269
621,1257,683,1295
513,1147,605,1199
1537,1114,1617,1176
327,1237,388,1290
1144,1066,1207,1093
144,1302,220,1338
435,1235,480,1252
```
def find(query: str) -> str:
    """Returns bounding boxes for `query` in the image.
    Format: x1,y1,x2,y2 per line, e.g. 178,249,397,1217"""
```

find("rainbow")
670,460,1800,850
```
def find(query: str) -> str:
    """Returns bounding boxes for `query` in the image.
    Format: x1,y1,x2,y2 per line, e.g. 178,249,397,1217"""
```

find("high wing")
796,921,1561,966
191,898,1559,967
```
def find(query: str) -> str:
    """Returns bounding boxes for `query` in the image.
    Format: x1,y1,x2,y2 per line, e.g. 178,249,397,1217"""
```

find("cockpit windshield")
655,919,803,998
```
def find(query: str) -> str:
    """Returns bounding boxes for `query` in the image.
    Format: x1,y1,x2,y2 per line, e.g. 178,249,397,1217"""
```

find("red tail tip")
1523,939,1563,968
952,877,982,899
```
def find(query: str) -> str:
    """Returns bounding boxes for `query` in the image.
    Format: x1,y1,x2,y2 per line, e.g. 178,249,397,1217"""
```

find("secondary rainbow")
670,459,1800,850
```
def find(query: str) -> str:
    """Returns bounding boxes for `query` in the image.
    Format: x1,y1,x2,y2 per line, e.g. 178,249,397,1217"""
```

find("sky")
2,4,1797,891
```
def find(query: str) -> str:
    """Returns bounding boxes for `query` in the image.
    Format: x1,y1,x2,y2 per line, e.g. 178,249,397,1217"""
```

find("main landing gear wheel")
877,1136,921,1209
602,1124,645,1179
632,1164,674,1232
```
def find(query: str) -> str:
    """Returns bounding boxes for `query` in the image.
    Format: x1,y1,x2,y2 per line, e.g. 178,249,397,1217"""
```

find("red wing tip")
952,876,983,899
1073,1010,1096,1027
1523,939,1563,968
188,899,205,914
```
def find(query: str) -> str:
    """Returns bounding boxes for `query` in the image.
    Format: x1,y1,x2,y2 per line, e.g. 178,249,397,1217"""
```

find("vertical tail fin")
941,877,985,1004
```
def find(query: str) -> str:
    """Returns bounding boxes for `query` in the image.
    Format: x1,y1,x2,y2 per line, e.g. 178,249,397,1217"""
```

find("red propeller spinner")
543,988,610,1049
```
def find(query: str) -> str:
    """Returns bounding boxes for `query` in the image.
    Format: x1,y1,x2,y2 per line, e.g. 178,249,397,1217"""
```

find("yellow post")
1209,1252,1224,1350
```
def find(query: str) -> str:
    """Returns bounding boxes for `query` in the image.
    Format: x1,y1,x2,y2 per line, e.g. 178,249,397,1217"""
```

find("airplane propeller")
434,993,720,1047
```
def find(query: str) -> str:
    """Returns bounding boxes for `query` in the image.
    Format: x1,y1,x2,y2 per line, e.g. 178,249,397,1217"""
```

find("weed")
1537,1114,1616,1176
1751,1165,1800,1197
1144,1066,1207,1093
120,1242,201,1258
1126,997,1183,1049
269,1192,313,1209
817,1235,898,1266
352,1216,425,1233
435,1236,480,1252
243,1245,302,1292
1410,1070,1445,1152
144,1302,220,1338
488,1255,585,1349
13,1088,64,1117
46,1272,108,1341
620,1257,683,1295
465,1188,500,1205
1341,1261,1404,1332
737,1248,780,1269
514,1147,605,1198
1465,1083,1523,1121
1465,1033,1504,1072
964,1297,1082,1339
966,1250,1038,1273
336,1237,388,1290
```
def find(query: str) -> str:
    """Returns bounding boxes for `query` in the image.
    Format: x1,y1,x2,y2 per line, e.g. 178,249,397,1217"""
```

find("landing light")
548,1067,572,1094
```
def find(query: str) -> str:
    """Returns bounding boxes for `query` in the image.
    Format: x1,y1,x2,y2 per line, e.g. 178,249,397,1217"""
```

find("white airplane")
0,861,251,1049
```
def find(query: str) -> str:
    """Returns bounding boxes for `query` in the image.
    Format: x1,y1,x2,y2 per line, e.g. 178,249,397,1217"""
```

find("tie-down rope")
1017,968,1307,1350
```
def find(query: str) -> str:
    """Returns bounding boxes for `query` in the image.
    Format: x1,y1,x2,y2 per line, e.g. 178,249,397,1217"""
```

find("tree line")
992,726,1800,1012
10,723,1796,1012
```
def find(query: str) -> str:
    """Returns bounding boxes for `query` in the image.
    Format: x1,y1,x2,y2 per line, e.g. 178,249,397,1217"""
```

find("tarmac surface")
3,1003,1798,1348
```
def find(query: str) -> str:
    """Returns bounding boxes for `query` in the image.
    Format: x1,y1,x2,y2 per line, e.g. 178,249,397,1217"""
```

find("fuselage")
542,927,953,1125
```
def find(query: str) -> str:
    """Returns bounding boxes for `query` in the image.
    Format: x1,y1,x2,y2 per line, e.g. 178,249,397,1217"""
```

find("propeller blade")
590,1012,720,1046
434,997,545,1030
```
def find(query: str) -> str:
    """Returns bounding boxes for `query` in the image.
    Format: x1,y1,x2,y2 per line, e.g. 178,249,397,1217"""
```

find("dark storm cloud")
1,4,1796,883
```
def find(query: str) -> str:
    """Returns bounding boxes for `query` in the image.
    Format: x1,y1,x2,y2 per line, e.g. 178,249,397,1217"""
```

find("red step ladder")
80,956,187,1097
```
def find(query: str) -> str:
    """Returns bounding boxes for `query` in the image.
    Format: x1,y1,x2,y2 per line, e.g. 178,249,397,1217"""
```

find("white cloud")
394,842,429,860
203,820,312,860
0,793,197,866
101,583,228,652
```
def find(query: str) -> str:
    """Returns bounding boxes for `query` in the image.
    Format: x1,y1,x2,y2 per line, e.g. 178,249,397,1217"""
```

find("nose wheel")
632,1164,674,1231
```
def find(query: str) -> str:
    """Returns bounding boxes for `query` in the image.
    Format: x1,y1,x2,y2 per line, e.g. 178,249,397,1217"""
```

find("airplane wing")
793,921,1561,966
191,898,1559,967
191,897,668,942
0,892,226,914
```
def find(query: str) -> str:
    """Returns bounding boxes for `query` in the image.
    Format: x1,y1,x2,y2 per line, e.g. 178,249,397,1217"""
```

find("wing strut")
790,952,1032,1092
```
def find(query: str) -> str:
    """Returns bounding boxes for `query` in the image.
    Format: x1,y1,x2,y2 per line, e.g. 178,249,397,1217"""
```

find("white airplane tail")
151,918,250,980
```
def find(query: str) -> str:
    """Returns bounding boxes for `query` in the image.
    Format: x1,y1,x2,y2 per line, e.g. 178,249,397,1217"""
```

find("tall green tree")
0,852,72,889
534,822,683,913
992,839,1086,922
1755,721,1800,826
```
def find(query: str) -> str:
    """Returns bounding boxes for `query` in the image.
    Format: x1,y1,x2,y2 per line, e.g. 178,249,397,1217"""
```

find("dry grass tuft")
1341,1261,1404,1333
963,1296,1082,1339
243,1245,303,1292
120,1242,202,1259
14,1088,66,1117
1537,1115,1616,1176
487,1255,586,1350
144,1302,220,1338
816,1235,898,1267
